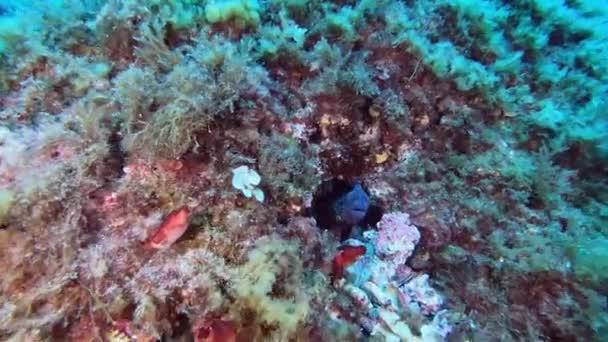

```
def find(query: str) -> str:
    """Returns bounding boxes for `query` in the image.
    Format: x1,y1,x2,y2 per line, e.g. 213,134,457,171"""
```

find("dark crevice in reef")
103,122,126,181
363,204,384,229
170,312,193,339
310,178,352,230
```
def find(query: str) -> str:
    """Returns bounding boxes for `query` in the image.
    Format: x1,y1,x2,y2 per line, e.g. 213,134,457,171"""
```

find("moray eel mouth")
350,206,367,214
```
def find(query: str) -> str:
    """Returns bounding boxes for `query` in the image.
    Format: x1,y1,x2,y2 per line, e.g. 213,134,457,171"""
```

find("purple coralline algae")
336,211,451,341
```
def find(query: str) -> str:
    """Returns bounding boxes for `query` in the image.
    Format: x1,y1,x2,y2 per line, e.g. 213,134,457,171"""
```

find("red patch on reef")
193,319,237,342
411,211,452,251
505,271,592,340
104,23,136,64
264,55,315,90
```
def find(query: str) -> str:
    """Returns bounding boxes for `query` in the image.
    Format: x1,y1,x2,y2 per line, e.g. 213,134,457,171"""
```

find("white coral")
400,274,444,316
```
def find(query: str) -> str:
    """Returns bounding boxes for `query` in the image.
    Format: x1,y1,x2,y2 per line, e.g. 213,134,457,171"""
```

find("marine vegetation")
0,0,607,341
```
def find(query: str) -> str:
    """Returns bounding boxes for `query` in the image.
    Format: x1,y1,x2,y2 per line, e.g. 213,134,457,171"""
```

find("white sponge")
231,165,264,202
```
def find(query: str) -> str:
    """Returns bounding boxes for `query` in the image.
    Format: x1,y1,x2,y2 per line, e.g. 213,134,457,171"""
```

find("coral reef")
0,0,606,341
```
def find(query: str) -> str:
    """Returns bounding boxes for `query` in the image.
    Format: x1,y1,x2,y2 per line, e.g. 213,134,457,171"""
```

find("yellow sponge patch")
205,0,261,27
